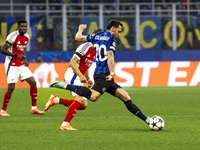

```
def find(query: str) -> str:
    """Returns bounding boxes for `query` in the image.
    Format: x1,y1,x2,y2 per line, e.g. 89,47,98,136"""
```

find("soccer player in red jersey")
44,28,103,130
0,19,45,116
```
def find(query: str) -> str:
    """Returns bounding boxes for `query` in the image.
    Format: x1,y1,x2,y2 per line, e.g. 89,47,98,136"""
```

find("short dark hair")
18,19,27,26
91,28,103,34
107,19,123,30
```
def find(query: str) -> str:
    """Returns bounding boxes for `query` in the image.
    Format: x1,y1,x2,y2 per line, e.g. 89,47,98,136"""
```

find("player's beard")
19,29,27,35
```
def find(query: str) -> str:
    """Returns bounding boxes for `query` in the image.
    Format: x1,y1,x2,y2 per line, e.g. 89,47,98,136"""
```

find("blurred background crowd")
1,0,200,62
1,0,200,16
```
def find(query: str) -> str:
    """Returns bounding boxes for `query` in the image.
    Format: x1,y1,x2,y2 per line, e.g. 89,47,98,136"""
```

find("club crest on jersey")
87,54,90,57
102,87,106,93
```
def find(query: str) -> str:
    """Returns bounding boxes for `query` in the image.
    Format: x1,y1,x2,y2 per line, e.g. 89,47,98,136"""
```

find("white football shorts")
64,67,87,100
5,65,33,84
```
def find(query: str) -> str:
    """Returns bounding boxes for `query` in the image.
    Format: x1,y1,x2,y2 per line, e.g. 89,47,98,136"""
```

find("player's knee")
89,91,101,101
30,80,37,87
80,103,87,110
26,77,37,87
8,84,15,92
90,96,98,102
8,87,15,93
80,100,87,110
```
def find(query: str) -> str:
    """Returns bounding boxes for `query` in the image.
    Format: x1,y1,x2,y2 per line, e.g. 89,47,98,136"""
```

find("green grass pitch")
0,86,200,150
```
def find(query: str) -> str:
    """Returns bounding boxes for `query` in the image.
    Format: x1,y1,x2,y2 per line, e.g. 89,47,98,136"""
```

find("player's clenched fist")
79,24,87,31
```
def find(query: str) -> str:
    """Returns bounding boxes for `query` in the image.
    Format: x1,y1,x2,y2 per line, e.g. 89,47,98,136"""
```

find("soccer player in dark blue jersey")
50,20,151,126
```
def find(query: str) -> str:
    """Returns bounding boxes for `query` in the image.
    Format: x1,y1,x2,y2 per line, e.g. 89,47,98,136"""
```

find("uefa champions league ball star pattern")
149,115,164,131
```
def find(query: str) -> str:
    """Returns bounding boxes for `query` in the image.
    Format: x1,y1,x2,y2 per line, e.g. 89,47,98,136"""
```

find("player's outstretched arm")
75,24,87,42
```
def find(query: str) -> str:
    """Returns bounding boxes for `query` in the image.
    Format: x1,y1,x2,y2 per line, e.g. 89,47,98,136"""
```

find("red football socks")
59,98,74,107
2,91,12,111
65,101,81,123
30,86,37,106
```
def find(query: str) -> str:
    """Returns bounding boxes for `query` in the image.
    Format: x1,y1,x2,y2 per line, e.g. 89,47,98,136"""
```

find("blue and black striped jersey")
87,31,116,75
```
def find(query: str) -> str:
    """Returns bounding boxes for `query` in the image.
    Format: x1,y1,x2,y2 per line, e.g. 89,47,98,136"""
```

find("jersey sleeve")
6,32,17,45
24,33,30,41
86,33,96,43
107,39,116,54
74,42,91,60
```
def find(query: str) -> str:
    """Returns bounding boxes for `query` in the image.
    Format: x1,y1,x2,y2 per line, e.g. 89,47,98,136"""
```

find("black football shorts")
92,75,121,96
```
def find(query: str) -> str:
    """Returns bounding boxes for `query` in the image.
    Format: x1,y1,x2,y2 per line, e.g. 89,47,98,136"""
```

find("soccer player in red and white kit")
0,19,45,116
44,28,103,130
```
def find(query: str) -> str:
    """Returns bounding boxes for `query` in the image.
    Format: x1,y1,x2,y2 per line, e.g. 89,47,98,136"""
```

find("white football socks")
31,106,37,110
61,121,69,126
54,97,60,104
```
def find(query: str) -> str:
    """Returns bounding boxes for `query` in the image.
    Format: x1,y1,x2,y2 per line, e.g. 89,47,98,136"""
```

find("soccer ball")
149,115,164,131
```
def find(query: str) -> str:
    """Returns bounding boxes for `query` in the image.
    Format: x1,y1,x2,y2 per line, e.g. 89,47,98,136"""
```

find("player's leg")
60,72,88,130
50,74,109,101
60,95,84,130
50,80,93,99
61,69,91,107
108,83,150,124
48,68,79,109
0,83,15,116
58,97,87,110
25,76,44,114
0,66,19,116
25,76,37,107
64,77,105,101
45,94,75,111
22,66,44,115
50,81,102,101
59,97,87,110
45,93,87,111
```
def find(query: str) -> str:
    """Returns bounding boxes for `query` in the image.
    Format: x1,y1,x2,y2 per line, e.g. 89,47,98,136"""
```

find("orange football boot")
60,123,78,130
0,111,10,116
44,95,57,111
30,108,45,115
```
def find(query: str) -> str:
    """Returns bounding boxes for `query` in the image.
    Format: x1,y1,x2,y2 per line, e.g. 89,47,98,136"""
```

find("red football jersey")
74,42,95,75
5,30,29,67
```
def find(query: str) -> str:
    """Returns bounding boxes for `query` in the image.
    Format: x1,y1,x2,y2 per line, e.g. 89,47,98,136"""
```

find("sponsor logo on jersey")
95,35,109,40
85,58,94,67
16,45,26,51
